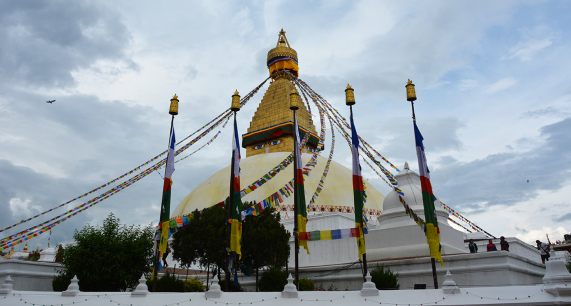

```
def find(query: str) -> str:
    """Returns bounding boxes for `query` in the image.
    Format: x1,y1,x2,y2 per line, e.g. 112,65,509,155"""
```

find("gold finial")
405,80,417,102
231,90,241,111
345,84,355,106
290,89,299,110
169,94,179,115
24,242,28,252
36,246,39,253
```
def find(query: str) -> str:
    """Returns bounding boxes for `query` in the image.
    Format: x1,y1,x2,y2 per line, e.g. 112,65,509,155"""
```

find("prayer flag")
229,118,243,260
160,128,176,223
350,115,366,259
414,122,444,267
331,229,342,240
159,221,169,253
294,117,310,254
321,230,332,240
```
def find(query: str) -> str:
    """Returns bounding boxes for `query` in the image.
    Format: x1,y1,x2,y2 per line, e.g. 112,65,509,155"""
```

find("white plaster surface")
0,259,61,291
1,284,570,306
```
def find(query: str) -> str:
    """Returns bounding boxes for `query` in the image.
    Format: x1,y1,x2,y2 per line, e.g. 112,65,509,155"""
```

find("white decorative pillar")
281,274,298,298
62,275,80,296
131,274,149,296
205,275,222,298
0,275,13,295
361,271,379,296
543,260,571,297
442,270,460,294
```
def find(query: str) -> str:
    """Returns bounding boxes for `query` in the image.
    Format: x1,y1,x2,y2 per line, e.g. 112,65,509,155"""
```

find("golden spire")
23,242,28,252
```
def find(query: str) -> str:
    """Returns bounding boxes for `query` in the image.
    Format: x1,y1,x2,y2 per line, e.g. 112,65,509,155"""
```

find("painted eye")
270,140,282,146
254,144,265,150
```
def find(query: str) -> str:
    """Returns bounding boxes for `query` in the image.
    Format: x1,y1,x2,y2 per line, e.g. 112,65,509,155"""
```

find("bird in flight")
46,100,55,104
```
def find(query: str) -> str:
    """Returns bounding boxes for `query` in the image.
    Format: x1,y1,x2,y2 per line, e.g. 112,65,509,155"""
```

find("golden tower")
242,29,319,157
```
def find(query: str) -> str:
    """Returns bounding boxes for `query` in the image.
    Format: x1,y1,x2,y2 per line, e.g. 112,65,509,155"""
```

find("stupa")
172,30,385,219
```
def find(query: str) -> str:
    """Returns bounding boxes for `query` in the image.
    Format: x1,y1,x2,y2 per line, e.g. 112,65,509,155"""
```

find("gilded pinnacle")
347,84,352,89
172,94,178,99
234,90,239,95
407,79,413,85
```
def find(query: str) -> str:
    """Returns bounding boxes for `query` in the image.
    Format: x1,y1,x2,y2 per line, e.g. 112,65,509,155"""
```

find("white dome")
382,162,446,215
172,152,384,217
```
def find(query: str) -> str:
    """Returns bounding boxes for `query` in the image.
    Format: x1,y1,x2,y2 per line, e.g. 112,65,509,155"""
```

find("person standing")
536,240,550,264
468,239,478,253
162,244,171,268
500,236,509,251
487,239,497,252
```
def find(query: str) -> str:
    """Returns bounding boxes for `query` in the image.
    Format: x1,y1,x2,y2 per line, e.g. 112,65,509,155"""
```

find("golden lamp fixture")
345,84,355,106
231,90,241,111
169,94,179,115
405,79,417,102
290,89,299,110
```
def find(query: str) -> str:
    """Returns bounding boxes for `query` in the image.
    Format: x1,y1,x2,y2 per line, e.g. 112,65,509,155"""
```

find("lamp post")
226,90,241,292
152,94,178,292
290,89,300,290
405,80,438,289
345,85,367,281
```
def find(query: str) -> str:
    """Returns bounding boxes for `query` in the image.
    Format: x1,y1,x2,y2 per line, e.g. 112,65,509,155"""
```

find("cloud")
484,77,517,94
508,26,555,62
431,117,571,211
554,213,571,222
458,79,478,91
521,106,568,119
0,1,134,89
515,226,568,245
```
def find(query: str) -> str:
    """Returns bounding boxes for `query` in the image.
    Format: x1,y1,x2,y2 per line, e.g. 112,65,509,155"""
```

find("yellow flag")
159,221,169,253
356,223,366,260
230,220,242,259
425,223,444,267
298,215,309,254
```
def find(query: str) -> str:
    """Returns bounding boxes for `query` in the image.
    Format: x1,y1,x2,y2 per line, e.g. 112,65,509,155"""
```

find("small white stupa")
366,162,467,260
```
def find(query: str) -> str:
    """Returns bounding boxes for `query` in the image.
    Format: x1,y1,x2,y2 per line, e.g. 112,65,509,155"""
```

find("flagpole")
227,90,241,292
290,91,300,291
405,80,438,289
152,94,179,292
346,85,367,281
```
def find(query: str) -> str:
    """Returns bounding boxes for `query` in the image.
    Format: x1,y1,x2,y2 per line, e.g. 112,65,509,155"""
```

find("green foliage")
27,249,40,261
241,208,291,271
258,267,287,292
54,213,154,292
172,205,228,274
218,278,243,292
146,272,185,292
294,278,315,291
565,253,571,273
52,274,71,292
172,200,291,291
370,264,400,290
184,278,205,292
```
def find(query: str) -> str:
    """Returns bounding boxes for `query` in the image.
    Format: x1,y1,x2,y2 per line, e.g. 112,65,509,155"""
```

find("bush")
218,278,243,292
370,264,399,290
184,278,205,292
52,273,71,292
259,268,287,292
57,213,154,292
146,272,186,292
565,253,571,273
295,278,315,291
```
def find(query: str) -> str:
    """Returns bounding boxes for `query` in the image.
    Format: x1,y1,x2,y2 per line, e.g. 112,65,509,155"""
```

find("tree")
53,213,154,292
172,205,229,288
241,208,291,291
171,201,290,291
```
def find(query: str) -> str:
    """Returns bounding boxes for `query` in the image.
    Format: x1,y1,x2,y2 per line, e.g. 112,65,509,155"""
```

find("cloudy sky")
1,1,570,252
